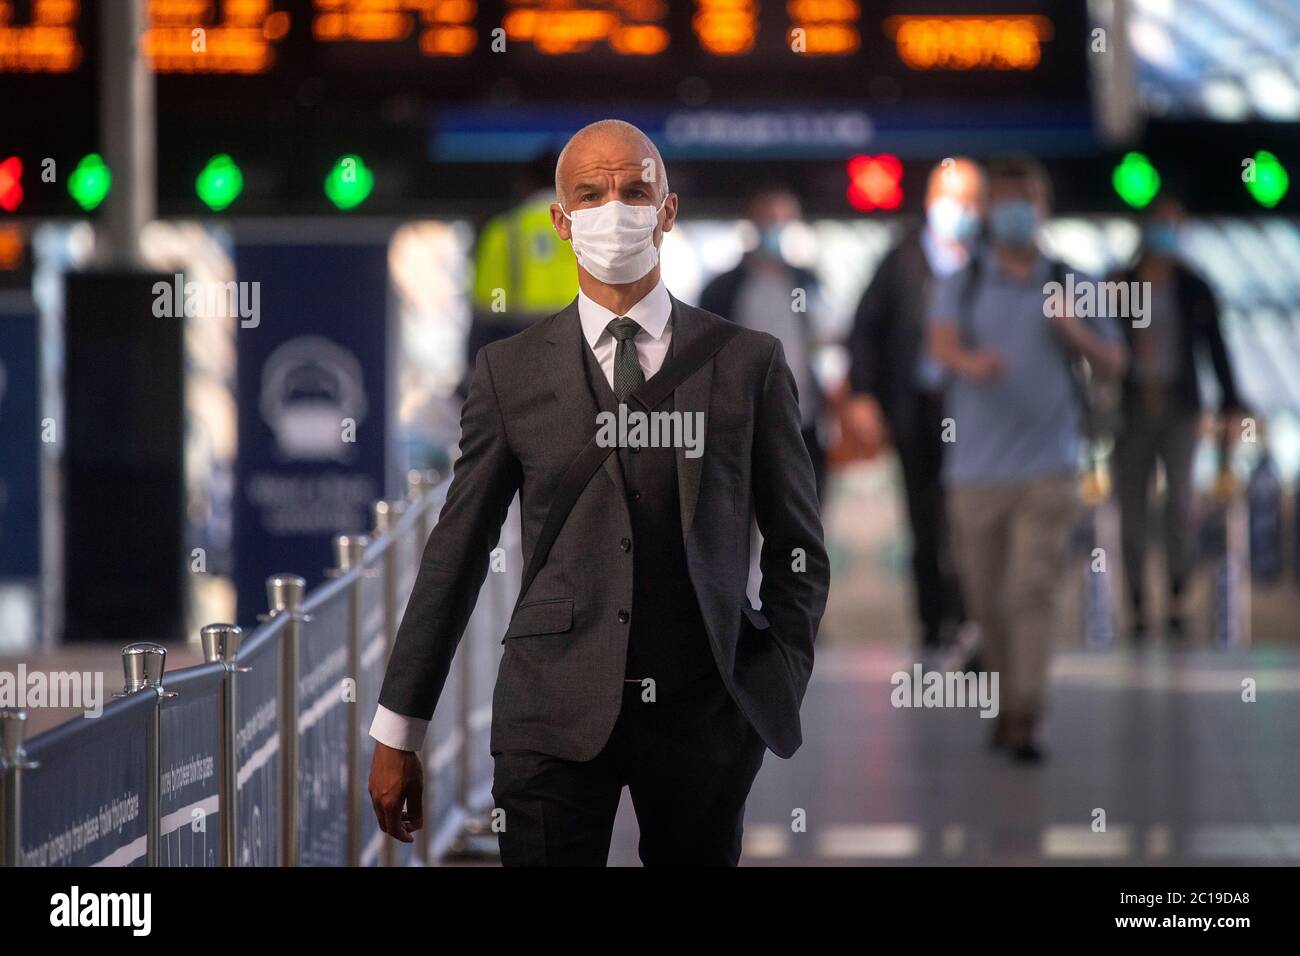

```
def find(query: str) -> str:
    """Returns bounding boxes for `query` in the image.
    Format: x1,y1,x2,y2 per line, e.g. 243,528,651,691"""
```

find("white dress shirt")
369,279,674,752
577,277,673,387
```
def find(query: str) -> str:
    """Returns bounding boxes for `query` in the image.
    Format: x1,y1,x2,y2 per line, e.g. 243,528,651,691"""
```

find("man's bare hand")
844,395,889,455
369,741,423,844
962,350,1007,383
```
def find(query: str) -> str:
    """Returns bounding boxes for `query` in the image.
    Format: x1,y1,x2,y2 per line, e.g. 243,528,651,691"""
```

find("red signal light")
847,154,903,212
0,157,22,213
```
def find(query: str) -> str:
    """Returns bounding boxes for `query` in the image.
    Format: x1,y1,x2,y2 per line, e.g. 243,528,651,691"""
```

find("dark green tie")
607,316,645,403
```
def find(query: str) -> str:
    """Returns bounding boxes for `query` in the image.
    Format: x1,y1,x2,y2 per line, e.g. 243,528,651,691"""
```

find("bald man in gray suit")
369,120,829,866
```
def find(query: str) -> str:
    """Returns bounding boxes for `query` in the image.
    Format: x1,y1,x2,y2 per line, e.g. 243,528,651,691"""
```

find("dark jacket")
698,257,826,420
378,295,830,761
846,230,935,440
1109,259,1242,416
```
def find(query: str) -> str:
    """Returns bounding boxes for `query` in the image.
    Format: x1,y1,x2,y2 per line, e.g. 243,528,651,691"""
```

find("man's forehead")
560,133,659,183
563,150,654,182
568,157,649,175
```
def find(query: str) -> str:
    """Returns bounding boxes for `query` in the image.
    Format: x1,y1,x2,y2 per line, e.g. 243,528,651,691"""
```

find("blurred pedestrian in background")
844,158,985,654
928,155,1127,761
1109,196,1245,643
465,150,578,390
700,185,830,502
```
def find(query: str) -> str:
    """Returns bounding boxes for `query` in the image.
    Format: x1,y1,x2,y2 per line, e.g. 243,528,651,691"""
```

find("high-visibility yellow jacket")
471,191,578,316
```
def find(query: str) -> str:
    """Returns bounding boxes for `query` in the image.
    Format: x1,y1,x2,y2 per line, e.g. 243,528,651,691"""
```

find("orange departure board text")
885,15,1053,71
312,0,476,57
693,0,757,56
143,0,291,73
0,0,82,73
786,0,859,57
1,0,1076,94
502,1,669,56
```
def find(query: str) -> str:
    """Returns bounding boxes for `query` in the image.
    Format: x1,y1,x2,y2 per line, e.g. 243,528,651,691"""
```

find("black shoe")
1005,716,1045,763
1130,620,1149,645
1011,741,1045,763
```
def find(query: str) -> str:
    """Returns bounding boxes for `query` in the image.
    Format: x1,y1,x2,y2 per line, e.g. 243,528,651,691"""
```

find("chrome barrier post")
405,468,437,503
266,574,305,866
201,623,246,867
0,709,37,867
333,534,369,868
404,470,423,504
372,499,407,866
121,642,170,867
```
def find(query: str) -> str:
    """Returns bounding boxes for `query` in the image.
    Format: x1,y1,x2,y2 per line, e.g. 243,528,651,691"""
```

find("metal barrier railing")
0,470,518,867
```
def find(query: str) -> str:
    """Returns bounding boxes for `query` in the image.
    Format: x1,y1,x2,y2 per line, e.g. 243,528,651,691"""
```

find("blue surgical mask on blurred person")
757,225,786,259
926,197,980,242
988,200,1040,248
560,198,665,284
1143,222,1180,256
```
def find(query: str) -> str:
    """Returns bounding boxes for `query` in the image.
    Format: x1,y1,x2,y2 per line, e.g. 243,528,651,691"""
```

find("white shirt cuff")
369,704,429,752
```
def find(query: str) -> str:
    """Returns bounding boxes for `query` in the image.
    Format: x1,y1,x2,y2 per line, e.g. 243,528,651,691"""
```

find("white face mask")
559,198,665,285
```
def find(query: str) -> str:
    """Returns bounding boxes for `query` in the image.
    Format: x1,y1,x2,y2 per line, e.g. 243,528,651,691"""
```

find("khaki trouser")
949,473,1080,720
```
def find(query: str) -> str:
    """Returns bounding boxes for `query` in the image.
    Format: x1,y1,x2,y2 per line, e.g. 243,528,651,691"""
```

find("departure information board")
2,1,1085,99
0,1,1093,214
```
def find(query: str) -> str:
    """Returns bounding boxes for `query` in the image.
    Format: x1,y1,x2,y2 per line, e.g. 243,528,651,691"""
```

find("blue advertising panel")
21,691,154,867
0,298,40,579
297,576,351,866
234,616,282,867
158,663,225,868
232,241,391,621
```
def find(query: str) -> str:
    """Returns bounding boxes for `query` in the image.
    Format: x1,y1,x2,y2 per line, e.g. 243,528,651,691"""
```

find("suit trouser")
896,391,966,647
948,473,1080,719
491,668,767,866
1112,405,1200,609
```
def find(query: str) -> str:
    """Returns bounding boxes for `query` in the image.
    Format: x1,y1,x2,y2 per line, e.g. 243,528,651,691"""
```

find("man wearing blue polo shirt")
928,156,1127,762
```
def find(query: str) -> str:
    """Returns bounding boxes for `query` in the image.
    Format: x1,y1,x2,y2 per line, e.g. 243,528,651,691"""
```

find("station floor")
608,460,1300,866
6,458,1297,866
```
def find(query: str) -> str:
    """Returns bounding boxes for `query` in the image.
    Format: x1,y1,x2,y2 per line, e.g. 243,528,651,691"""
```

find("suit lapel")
543,299,625,496
543,293,720,533
666,294,715,538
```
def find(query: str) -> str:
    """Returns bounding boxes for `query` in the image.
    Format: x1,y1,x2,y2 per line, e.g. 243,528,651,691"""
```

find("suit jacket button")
617,609,630,624
620,537,631,552
628,490,641,502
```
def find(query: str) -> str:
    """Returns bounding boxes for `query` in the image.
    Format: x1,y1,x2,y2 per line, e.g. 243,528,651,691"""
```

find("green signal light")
196,153,243,211
1113,152,1161,209
68,153,112,211
1246,150,1289,208
324,154,374,210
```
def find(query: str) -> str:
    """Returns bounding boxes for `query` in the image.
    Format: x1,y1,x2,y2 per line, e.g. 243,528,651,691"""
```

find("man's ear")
661,193,679,234
551,202,571,240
